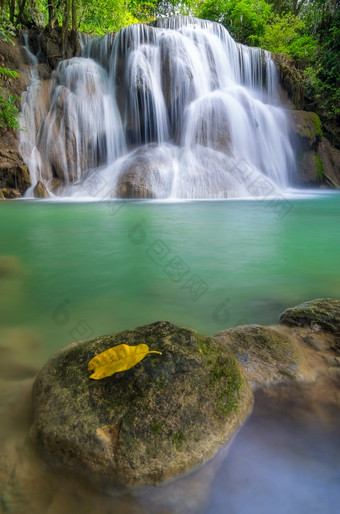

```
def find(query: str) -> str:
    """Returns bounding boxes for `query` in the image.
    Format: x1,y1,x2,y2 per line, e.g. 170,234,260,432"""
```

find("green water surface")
0,194,339,363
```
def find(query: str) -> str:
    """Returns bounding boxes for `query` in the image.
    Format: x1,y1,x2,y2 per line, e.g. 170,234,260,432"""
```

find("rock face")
1,187,21,198
280,298,340,334
288,110,340,188
0,147,31,195
22,27,82,71
31,321,252,487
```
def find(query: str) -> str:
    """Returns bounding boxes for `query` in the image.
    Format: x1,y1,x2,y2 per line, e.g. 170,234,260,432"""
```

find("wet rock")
288,110,340,187
38,27,81,70
0,147,31,194
280,298,340,334
317,137,340,188
33,180,49,198
116,145,173,198
215,324,305,390
0,189,4,200
31,321,252,487
1,187,21,198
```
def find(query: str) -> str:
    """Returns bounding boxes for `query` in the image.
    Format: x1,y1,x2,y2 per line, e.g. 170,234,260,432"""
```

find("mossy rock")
215,325,302,389
33,180,49,198
280,298,340,334
31,321,252,487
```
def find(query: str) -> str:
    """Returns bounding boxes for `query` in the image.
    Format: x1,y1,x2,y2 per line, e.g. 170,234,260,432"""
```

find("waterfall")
19,16,295,199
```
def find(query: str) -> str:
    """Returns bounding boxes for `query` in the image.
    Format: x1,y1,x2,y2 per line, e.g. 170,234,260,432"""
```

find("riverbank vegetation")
0,0,339,144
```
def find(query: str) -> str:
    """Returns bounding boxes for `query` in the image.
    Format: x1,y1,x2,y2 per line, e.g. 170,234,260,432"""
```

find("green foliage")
259,14,317,66
0,65,21,130
0,14,16,43
0,88,21,130
154,0,195,17
196,0,272,45
80,0,140,35
0,67,19,80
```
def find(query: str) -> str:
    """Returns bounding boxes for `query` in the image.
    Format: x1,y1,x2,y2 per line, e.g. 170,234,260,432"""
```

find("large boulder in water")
280,298,340,334
31,321,253,487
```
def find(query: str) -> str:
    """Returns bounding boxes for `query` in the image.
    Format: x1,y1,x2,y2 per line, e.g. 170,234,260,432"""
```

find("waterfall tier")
20,16,295,199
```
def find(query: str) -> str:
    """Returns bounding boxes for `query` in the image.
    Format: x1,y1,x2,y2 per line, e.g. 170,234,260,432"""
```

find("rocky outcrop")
280,298,340,334
31,321,252,487
215,325,308,390
0,39,32,197
0,147,31,196
21,27,82,71
288,110,340,187
33,180,49,198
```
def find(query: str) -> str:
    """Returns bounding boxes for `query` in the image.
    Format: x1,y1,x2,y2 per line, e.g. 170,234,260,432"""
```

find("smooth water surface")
1,194,340,361
0,194,339,513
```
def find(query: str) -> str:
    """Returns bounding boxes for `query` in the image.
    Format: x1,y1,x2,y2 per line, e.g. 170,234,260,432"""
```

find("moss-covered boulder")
215,325,304,390
31,321,252,487
280,298,340,334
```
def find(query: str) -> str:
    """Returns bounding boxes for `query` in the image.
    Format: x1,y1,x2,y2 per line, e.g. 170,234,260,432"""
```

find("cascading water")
19,16,295,199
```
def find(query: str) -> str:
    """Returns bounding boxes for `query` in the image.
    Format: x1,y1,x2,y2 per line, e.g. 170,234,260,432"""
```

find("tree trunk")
71,0,77,32
16,0,27,25
61,0,71,58
48,1,59,29
9,0,15,24
70,0,78,54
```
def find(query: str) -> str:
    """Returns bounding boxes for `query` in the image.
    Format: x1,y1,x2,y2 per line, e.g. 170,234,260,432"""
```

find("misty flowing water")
0,196,340,513
19,16,295,199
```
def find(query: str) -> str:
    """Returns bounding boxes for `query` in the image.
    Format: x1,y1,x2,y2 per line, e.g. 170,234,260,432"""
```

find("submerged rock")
280,298,340,334
31,321,252,487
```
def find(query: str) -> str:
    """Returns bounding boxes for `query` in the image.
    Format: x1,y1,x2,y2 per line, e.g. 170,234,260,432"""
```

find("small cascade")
20,16,295,199
19,30,46,194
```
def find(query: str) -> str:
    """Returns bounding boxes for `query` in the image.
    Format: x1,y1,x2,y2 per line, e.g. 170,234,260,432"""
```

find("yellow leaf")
88,343,162,380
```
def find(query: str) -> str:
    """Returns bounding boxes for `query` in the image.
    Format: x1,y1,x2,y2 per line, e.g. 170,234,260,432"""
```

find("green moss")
210,355,243,418
199,339,215,355
172,430,185,450
314,152,324,179
151,421,163,435
313,113,323,138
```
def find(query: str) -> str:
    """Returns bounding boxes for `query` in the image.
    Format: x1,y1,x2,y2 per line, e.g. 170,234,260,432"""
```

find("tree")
0,66,21,130
195,0,273,45
259,13,317,66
